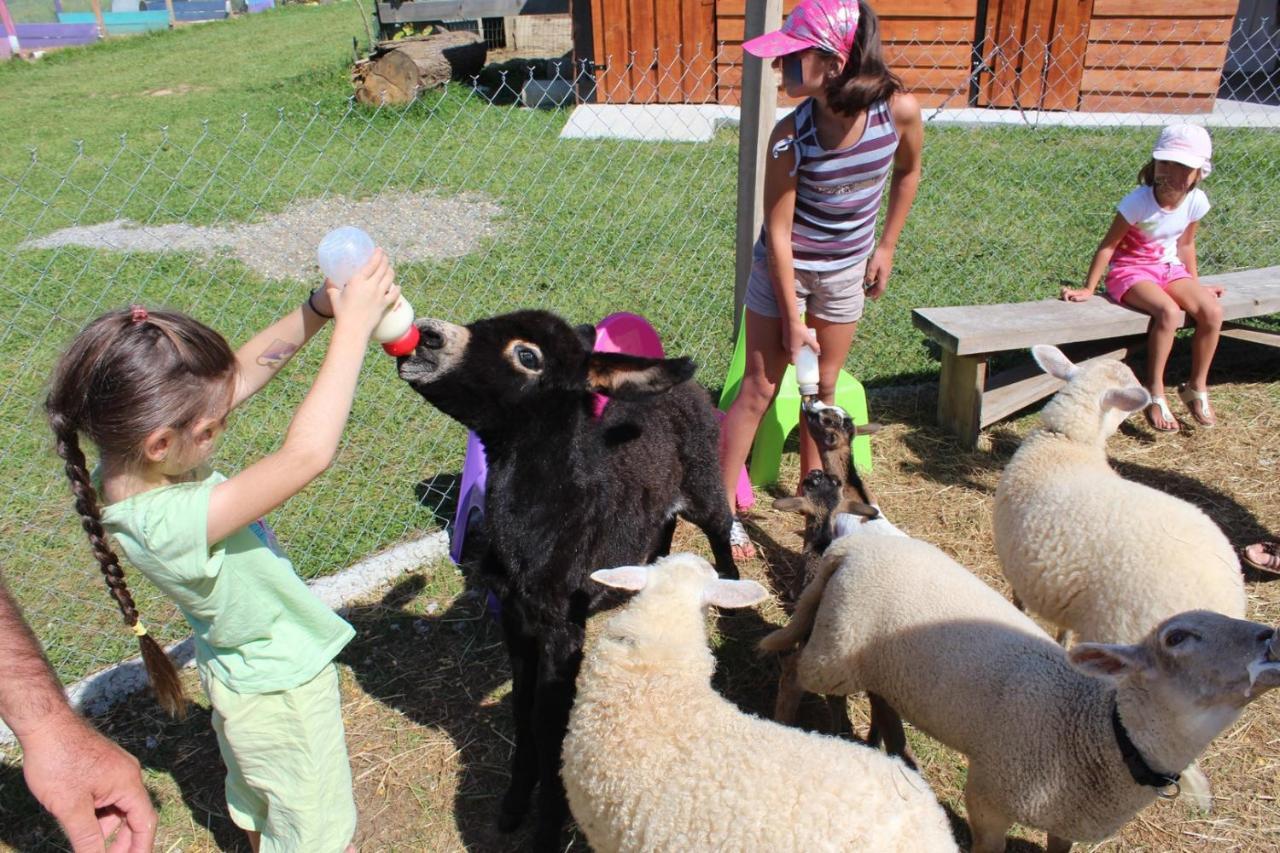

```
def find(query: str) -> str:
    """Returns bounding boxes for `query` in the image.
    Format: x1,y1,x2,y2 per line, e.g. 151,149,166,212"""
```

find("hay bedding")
3,342,1279,851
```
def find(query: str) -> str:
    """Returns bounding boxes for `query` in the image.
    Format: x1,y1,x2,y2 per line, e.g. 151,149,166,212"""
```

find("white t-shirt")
1112,185,1210,266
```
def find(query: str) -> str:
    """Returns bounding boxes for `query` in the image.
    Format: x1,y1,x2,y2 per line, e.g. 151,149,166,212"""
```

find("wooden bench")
912,266,1280,448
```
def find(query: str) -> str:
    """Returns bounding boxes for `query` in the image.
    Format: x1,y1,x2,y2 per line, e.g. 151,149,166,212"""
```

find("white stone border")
0,531,450,745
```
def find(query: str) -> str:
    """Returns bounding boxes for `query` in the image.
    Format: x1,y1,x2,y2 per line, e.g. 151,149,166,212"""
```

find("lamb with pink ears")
561,552,957,853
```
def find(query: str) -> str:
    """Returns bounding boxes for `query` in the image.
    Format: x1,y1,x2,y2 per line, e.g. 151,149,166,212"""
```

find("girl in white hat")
1062,124,1222,431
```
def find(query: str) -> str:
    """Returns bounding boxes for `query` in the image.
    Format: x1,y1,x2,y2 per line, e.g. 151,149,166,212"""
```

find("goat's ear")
856,421,882,436
575,323,598,350
773,495,816,516
590,565,649,591
587,353,696,400
702,578,769,609
1032,344,1076,381
1103,386,1150,414
1068,642,1154,683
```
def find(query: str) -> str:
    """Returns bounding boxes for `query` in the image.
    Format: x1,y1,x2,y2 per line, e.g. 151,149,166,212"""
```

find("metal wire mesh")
1,17,1277,687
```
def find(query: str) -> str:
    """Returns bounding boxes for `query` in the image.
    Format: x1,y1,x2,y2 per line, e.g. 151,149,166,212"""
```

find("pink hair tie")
130,305,149,325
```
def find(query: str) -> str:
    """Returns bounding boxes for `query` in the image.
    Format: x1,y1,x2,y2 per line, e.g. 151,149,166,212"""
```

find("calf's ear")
587,353,696,399
575,324,598,350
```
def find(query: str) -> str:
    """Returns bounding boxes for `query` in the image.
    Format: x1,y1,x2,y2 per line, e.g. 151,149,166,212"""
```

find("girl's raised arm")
207,254,398,545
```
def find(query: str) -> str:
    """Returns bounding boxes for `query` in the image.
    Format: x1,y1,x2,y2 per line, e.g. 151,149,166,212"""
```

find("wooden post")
731,0,780,339
164,0,176,28
0,0,20,55
88,0,107,37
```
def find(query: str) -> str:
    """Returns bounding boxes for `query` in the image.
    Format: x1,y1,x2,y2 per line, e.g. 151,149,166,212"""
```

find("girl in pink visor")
1062,124,1223,431
720,0,923,558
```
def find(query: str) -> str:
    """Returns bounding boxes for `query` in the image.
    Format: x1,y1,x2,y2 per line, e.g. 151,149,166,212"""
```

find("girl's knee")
1150,306,1181,332
736,378,778,414
1196,300,1223,328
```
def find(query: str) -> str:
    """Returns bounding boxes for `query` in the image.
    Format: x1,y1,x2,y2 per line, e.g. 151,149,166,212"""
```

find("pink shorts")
1104,262,1191,304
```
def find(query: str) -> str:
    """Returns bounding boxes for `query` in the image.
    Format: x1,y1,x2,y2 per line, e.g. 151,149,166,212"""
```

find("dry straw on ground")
2,339,1279,852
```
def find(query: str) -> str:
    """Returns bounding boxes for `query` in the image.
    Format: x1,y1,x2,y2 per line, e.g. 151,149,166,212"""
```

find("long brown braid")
46,307,236,718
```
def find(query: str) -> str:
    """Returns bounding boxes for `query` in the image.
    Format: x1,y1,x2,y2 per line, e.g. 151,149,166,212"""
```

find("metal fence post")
732,0,780,340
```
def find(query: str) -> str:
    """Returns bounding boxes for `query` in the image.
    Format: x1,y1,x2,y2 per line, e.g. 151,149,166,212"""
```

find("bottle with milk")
316,226,419,356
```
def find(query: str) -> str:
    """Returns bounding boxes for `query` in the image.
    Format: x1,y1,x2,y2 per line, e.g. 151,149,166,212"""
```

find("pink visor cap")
742,0,860,70
1152,124,1212,176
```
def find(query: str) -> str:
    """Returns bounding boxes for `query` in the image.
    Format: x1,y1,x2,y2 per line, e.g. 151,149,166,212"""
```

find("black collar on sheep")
1111,699,1181,796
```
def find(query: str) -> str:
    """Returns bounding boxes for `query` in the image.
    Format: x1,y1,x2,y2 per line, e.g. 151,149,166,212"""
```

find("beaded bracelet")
306,288,334,319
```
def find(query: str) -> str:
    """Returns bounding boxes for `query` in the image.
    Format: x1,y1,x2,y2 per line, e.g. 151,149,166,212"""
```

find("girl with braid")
45,250,398,853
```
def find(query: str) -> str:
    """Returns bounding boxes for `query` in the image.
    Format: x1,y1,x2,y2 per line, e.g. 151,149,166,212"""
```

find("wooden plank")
1042,0,1091,110
1085,41,1230,69
883,41,971,68
596,0,628,102
1221,323,1280,349
683,0,715,102
14,21,99,44
1092,0,1238,16
655,0,681,103
376,0,526,20
938,352,986,449
912,266,1280,357
984,0,1029,108
865,0,977,15
628,0,656,102
895,65,970,91
1086,17,1234,42
981,340,1140,426
1080,66,1224,96
1079,92,1214,112
881,17,973,42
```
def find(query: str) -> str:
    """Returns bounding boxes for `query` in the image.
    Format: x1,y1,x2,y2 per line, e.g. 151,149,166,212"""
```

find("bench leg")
937,352,987,449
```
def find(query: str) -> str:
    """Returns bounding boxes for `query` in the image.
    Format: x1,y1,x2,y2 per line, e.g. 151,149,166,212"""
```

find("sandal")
1177,384,1216,428
729,517,756,561
1145,396,1179,433
1242,542,1280,577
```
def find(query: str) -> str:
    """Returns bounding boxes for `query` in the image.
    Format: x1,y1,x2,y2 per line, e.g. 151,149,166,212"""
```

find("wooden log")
353,30,485,104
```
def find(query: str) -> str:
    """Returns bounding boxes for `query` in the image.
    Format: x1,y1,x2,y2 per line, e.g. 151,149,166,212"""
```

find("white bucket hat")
1152,124,1212,176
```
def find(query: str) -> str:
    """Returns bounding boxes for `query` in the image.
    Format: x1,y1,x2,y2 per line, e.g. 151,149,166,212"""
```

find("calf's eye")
515,345,541,371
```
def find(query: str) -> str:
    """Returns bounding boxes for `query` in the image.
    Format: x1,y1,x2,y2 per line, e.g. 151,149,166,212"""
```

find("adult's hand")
20,708,156,853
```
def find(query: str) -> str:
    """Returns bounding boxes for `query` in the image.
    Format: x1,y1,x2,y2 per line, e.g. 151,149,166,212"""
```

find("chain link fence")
1,16,1277,689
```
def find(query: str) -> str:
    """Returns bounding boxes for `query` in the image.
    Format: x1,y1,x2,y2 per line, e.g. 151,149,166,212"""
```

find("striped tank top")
759,97,899,272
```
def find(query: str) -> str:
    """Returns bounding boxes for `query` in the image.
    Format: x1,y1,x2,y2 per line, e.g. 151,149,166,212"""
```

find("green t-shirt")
101,470,354,694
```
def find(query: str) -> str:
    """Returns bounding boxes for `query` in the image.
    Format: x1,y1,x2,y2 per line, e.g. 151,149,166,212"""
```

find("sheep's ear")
1032,345,1076,381
774,495,816,515
587,353,696,400
1068,642,1154,682
590,565,649,591
702,578,769,609
1103,386,1151,414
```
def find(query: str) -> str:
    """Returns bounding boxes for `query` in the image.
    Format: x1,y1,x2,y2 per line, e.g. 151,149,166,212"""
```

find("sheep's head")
1033,345,1149,444
1071,611,1280,724
397,310,695,433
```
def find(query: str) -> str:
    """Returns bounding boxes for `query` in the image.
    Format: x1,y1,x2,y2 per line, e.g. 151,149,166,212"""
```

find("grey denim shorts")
744,254,868,324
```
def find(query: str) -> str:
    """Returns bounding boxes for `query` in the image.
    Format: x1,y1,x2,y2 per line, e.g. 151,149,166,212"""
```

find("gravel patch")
20,190,504,280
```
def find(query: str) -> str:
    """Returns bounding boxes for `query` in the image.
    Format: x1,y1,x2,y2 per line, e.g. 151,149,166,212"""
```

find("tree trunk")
352,30,486,106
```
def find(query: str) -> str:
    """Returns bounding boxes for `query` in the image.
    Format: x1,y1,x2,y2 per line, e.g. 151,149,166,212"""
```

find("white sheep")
760,532,1280,853
562,552,958,853
993,345,1245,646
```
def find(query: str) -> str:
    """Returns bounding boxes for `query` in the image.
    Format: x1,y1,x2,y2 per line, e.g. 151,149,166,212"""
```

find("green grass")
2,4,1279,684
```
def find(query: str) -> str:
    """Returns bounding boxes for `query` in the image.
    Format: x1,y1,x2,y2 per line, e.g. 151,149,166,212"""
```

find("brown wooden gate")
587,0,718,103
979,0,1092,109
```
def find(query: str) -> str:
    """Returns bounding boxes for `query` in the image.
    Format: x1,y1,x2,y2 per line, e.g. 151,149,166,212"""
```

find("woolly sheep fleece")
993,346,1244,643
561,553,957,853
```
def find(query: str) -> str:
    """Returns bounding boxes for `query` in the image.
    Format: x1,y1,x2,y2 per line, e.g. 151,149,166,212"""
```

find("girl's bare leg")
796,316,859,485
720,308,790,557
1166,277,1223,424
1121,281,1183,430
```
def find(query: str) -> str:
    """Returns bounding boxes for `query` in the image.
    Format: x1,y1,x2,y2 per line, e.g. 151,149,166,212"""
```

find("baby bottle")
316,226,420,356
794,345,820,402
